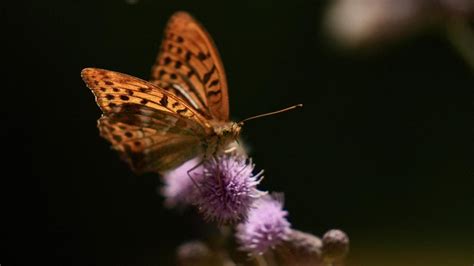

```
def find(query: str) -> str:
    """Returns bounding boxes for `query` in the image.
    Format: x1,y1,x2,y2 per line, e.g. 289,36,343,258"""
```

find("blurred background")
3,0,473,265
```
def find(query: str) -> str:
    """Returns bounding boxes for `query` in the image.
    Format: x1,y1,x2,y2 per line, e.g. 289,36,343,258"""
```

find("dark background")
4,0,473,265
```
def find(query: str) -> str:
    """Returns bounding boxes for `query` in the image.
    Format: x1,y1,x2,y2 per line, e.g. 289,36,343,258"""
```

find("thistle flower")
193,154,265,224
236,194,291,255
321,229,350,263
161,158,203,208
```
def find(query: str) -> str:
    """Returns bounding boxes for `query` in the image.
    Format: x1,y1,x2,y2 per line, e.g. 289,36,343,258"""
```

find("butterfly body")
205,120,242,155
82,12,240,174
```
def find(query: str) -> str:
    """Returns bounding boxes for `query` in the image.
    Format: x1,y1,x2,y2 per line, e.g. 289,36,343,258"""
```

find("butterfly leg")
211,153,225,189
187,160,204,192
236,157,250,176
224,146,237,153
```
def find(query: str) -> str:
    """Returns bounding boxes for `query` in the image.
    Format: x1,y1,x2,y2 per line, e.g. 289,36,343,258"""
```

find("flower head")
321,229,350,262
194,154,265,224
161,158,203,208
236,194,291,255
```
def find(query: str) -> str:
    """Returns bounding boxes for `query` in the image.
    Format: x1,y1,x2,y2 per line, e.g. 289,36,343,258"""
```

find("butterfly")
81,12,301,174
81,12,243,173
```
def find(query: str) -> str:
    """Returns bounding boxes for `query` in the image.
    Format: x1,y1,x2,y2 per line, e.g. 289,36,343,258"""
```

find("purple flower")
236,194,291,255
325,0,474,48
193,154,265,224
161,158,203,208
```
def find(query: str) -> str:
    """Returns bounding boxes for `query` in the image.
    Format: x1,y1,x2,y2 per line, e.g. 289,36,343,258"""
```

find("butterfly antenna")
238,104,303,125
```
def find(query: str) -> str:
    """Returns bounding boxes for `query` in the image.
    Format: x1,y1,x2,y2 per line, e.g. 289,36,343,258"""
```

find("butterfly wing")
150,11,230,121
81,68,213,173
98,114,202,173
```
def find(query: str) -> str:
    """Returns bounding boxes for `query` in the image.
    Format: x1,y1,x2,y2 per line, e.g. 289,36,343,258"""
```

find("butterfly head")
211,121,242,149
219,122,242,140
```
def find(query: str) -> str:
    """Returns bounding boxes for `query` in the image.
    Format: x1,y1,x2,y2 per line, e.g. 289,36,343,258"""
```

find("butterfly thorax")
205,121,241,156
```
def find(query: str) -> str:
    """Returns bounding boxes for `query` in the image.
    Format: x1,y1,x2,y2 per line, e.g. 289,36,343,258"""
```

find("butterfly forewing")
82,68,212,128
150,11,230,121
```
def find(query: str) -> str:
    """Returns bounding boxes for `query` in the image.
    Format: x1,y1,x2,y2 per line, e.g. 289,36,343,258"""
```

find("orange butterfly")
81,12,301,174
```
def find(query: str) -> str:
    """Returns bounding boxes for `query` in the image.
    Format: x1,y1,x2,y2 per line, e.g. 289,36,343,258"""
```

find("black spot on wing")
185,51,192,62
209,80,219,87
177,108,188,115
160,94,168,106
187,69,195,78
113,135,122,142
207,90,221,97
197,52,207,61
203,65,216,84
159,69,166,78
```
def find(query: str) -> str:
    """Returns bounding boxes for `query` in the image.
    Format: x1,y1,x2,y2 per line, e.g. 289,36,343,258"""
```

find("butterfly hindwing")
150,11,230,121
104,103,208,137
99,116,203,173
